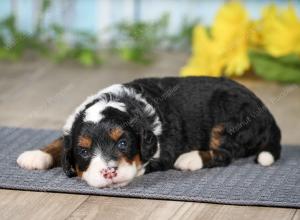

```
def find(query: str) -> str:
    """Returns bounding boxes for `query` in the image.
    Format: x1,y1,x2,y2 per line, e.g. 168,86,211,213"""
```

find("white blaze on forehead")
84,101,126,123
63,83,162,139
63,84,124,134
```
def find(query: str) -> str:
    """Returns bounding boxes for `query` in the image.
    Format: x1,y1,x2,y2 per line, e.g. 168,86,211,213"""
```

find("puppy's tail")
255,122,281,167
17,137,63,170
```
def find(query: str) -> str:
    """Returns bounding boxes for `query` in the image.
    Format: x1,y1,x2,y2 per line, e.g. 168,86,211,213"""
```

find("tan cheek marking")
75,165,83,177
78,135,92,149
118,157,130,171
120,155,132,165
109,127,123,141
209,123,224,149
133,154,142,167
119,154,141,167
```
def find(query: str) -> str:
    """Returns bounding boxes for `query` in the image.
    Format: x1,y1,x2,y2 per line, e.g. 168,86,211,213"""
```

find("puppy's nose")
101,167,117,179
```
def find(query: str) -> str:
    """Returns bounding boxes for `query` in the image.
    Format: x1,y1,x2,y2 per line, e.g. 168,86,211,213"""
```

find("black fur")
62,76,281,177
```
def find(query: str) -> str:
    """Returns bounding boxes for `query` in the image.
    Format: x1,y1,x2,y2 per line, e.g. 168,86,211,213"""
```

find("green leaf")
42,0,51,13
250,51,300,83
114,13,169,63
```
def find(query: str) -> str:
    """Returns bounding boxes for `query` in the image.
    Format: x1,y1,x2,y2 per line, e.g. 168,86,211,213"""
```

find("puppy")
17,77,281,188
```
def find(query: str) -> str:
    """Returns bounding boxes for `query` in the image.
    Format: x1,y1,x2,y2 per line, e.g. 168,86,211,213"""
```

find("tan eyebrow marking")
78,135,92,149
109,127,124,141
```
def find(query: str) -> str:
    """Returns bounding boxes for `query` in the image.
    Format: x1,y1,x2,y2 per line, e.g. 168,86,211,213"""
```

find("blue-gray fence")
1,0,299,42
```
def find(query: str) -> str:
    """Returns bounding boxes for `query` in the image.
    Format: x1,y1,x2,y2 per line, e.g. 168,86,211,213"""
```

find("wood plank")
0,189,88,220
137,201,296,220
165,202,217,220
209,205,296,220
67,196,188,220
68,196,298,220
292,210,300,220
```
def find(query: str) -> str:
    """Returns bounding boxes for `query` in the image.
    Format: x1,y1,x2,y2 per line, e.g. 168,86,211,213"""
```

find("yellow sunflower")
181,25,224,77
181,2,251,77
259,5,300,57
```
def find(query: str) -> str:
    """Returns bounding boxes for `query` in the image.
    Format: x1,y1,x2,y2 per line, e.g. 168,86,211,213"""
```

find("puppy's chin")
80,156,142,188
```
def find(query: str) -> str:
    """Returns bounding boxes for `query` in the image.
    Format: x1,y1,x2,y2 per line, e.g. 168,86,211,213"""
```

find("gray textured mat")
0,127,299,208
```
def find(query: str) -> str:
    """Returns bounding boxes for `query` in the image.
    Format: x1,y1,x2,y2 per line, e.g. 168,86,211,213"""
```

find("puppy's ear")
61,135,77,177
140,129,158,162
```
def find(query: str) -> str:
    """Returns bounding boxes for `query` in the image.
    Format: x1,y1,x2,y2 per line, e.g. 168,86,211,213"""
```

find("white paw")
17,150,53,170
174,151,203,171
257,151,274,166
136,168,145,177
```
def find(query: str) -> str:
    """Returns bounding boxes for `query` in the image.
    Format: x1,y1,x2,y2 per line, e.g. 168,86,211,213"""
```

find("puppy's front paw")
174,151,203,171
17,150,53,170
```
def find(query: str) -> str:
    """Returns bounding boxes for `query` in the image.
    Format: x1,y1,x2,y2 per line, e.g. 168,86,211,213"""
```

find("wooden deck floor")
0,53,299,220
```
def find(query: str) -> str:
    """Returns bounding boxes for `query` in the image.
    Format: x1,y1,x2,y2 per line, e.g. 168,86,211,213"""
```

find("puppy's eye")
79,148,89,157
117,139,128,151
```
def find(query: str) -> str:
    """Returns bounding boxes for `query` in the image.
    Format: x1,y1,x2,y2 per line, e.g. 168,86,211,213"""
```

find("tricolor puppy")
17,77,281,188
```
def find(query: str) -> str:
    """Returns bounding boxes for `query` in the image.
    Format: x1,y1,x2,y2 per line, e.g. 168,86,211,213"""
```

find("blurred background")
0,0,299,145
